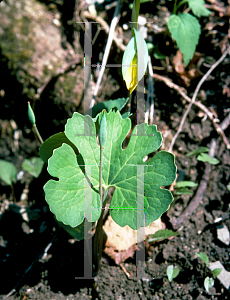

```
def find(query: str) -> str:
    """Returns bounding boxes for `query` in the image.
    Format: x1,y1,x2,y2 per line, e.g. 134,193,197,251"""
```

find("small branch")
204,4,226,14
82,10,126,52
151,73,230,149
171,160,212,230
219,112,230,131
89,0,122,108
168,45,230,152
4,231,58,300
120,262,131,278
170,113,230,230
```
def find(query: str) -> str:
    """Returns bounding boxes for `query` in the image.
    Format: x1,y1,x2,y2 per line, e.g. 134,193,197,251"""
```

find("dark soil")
0,0,230,299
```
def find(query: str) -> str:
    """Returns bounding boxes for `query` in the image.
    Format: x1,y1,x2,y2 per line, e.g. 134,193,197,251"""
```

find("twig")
82,10,126,52
205,4,226,14
170,113,230,230
3,231,59,300
89,0,122,108
220,112,230,131
35,57,81,99
168,45,230,152
151,73,230,149
171,159,212,230
119,262,130,278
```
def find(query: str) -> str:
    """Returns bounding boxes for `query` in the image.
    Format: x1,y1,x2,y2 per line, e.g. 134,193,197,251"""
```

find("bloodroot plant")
41,106,176,272
34,0,177,274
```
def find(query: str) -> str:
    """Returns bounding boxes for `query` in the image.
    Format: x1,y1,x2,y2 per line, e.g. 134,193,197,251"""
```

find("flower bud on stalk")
122,28,148,94
28,102,36,125
27,102,43,144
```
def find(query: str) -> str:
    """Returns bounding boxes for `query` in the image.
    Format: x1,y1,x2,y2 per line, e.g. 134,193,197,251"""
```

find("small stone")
217,224,230,245
209,261,230,290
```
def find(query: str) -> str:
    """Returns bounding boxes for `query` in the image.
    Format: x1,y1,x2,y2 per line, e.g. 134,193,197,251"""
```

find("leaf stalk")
33,124,44,144
93,111,107,273
172,0,178,14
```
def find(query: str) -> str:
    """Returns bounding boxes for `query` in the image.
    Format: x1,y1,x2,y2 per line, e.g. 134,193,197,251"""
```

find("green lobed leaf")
147,42,154,53
39,132,78,163
167,13,201,67
204,276,214,292
85,97,128,118
167,265,180,282
186,146,209,156
188,0,211,18
57,219,85,241
44,110,176,230
121,112,132,119
148,229,179,242
197,153,219,165
22,157,44,178
196,252,209,265
0,159,17,186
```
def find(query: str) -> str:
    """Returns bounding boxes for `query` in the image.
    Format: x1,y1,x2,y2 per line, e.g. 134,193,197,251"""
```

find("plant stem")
11,183,16,203
172,0,178,14
33,124,43,144
175,0,188,12
127,92,132,113
93,146,104,273
131,0,140,30
99,147,103,201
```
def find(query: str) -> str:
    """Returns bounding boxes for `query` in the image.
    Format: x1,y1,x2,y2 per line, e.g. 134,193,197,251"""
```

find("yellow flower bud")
124,55,138,94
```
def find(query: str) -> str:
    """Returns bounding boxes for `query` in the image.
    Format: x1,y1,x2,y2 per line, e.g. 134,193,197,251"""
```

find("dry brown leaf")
103,215,163,251
103,215,163,264
172,50,204,86
104,244,136,265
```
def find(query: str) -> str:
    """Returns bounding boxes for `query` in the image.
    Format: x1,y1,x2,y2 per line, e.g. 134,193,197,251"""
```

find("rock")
209,261,230,291
0,0,83,107
217,224,230,245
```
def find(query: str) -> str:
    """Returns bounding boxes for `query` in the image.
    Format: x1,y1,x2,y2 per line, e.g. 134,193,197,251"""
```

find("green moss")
0,16,35,67
58,74,77,99
52,69,84,111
